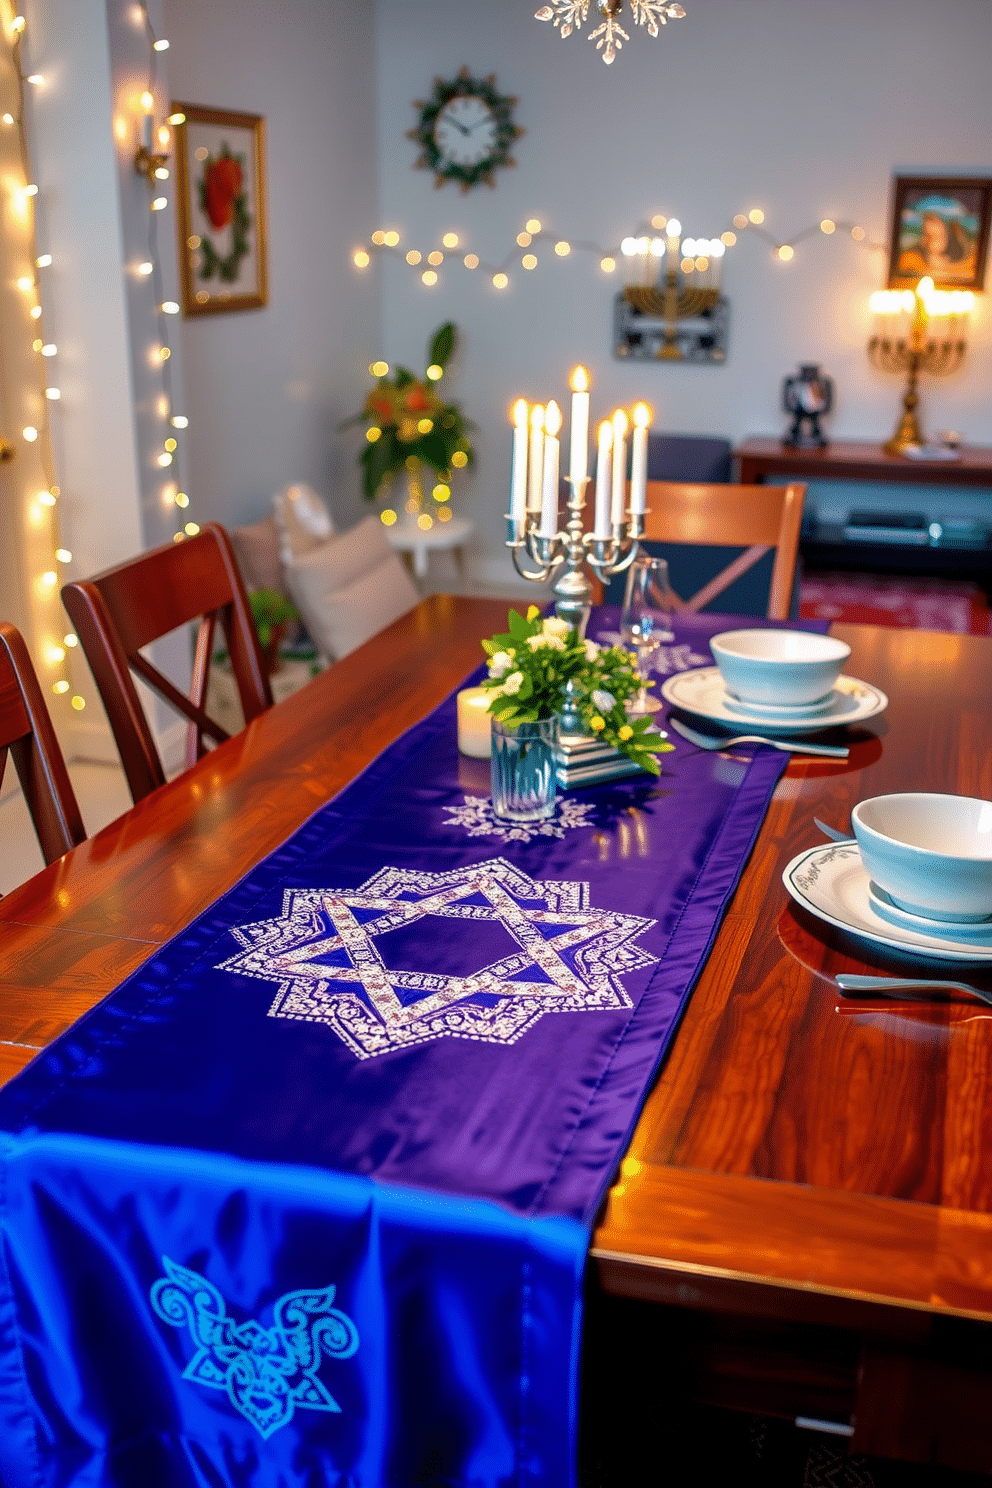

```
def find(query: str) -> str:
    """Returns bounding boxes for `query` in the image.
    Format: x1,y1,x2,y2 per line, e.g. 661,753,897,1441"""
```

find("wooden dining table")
2,595,991,1475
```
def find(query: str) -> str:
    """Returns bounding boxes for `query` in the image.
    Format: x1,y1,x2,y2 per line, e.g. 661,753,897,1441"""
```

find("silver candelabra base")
506,478,643,634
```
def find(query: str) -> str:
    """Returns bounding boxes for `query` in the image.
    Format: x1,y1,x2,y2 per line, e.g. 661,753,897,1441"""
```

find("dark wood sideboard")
735,438,992,596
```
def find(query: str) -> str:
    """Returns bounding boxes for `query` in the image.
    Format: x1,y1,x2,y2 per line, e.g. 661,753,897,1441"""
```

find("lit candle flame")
511,397,529,427
530,403,545,431
612,408,628,437
632,401,652,428
569,365,589,393
544,399,562,438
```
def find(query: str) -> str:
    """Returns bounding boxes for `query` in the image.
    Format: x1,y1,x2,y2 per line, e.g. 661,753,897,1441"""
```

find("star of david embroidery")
150,1257,359,1438
217,856,658,1059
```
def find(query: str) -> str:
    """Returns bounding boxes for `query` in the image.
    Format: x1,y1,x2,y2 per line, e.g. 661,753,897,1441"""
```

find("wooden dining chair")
63,523,272,805
0,622,86,864
602,481,806,621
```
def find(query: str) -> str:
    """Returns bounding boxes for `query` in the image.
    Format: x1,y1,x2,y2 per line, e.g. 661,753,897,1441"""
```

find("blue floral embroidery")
150,1256,359,1438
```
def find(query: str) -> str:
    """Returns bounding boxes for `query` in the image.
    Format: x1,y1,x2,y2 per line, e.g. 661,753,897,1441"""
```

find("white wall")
163,0,380,531
373,0,992,580
106,0,189,553
15,0,148,761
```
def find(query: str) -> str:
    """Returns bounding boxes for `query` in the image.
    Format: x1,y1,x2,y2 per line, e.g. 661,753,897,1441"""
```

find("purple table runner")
0,610,825,1488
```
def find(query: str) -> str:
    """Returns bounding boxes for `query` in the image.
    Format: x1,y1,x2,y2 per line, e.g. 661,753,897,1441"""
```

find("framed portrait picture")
173,103,268,316
887,175,992,290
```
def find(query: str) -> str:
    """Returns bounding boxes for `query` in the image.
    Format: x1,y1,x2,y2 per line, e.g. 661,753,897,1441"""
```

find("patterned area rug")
799,572,991,636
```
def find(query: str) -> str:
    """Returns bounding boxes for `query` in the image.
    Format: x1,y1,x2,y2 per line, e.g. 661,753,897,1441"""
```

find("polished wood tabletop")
2,595,991,1465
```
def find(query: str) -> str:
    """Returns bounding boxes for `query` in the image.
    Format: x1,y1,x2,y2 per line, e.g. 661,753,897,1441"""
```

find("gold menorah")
624,273,722,360
867,277,972,455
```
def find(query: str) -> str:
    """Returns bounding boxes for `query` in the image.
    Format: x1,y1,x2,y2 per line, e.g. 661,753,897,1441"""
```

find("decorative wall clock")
408,68,523,193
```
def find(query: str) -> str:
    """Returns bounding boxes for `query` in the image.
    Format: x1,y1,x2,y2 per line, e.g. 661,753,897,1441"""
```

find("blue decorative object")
150,1256,359,1438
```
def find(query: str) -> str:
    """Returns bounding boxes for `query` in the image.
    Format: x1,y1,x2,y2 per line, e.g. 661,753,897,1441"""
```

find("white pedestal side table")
385,514,474,586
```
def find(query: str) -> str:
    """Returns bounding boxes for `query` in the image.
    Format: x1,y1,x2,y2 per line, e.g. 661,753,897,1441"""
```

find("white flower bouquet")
481,607,672,775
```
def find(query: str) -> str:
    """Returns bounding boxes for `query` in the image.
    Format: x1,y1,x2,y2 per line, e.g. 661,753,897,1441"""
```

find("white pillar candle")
610,409,628,526
457,687,493,758
509,398,529,528
568,365,589,486
593,419,613,538
528,404,545,514
630,402,651,514
540,400,561,538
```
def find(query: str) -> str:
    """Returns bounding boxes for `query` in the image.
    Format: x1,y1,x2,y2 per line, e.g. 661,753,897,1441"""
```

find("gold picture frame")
173,103,267,316
886,174,992,291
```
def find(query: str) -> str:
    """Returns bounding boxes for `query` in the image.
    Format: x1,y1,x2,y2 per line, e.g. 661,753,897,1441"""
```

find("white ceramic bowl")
852,793,992,923
709,629,851,707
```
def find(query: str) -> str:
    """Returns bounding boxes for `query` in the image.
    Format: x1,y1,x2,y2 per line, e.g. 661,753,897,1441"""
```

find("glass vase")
490,716,559,823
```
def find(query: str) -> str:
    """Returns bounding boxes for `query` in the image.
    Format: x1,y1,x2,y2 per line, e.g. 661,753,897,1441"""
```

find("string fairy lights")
133,0,198,543
352,208,884,295
1,5,85,710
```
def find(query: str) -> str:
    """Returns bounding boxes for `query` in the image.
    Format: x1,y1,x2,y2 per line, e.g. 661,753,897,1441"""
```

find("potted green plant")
345,322,474,525
247,589,299,676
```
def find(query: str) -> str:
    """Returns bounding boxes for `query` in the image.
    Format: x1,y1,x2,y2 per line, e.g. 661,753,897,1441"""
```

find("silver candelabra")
506,478,643,635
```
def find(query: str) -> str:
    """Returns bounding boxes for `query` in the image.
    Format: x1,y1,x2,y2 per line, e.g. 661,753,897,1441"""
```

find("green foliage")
248,588,298,648
430,322,456,367
480,607,673,776
344,323,475,503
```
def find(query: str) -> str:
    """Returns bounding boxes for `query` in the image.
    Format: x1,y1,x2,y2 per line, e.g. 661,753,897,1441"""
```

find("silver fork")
669,716,849,759
835,974,992,1008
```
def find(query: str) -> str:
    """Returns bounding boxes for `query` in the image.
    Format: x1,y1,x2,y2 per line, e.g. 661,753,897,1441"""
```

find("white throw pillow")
285,516,419,662
273,483,336,566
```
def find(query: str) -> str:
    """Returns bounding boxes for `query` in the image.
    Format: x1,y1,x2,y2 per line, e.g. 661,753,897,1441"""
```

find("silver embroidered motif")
443,794,595,844
217,856,657,1059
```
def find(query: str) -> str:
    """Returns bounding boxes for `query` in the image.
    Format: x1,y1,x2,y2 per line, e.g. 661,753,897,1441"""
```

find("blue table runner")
0,611,824,1487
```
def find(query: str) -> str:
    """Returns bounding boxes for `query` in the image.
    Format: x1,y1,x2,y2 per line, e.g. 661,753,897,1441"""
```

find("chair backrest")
0,622,86,865
647,433,733,484
63,523,272,804
613,481,806,621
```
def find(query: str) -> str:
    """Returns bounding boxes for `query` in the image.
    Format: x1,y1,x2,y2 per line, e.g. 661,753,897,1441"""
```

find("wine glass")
620,556,675,714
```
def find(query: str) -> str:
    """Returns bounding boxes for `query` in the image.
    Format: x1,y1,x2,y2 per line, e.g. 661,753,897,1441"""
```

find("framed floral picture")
173,103,268,316
886,175,992,291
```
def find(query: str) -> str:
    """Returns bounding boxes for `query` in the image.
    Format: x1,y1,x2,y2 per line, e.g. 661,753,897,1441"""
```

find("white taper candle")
568,365,589,486
593,419,613,539
610,409,628,526
510,399,529,528
630,402,651,515
540,400,561,538
527,404,545,514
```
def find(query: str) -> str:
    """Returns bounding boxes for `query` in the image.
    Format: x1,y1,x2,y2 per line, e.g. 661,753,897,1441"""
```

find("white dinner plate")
661,667,888,735
782,843,992,961
866,880,992,940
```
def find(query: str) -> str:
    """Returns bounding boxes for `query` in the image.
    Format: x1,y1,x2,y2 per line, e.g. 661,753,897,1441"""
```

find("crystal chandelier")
535,0,686,65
